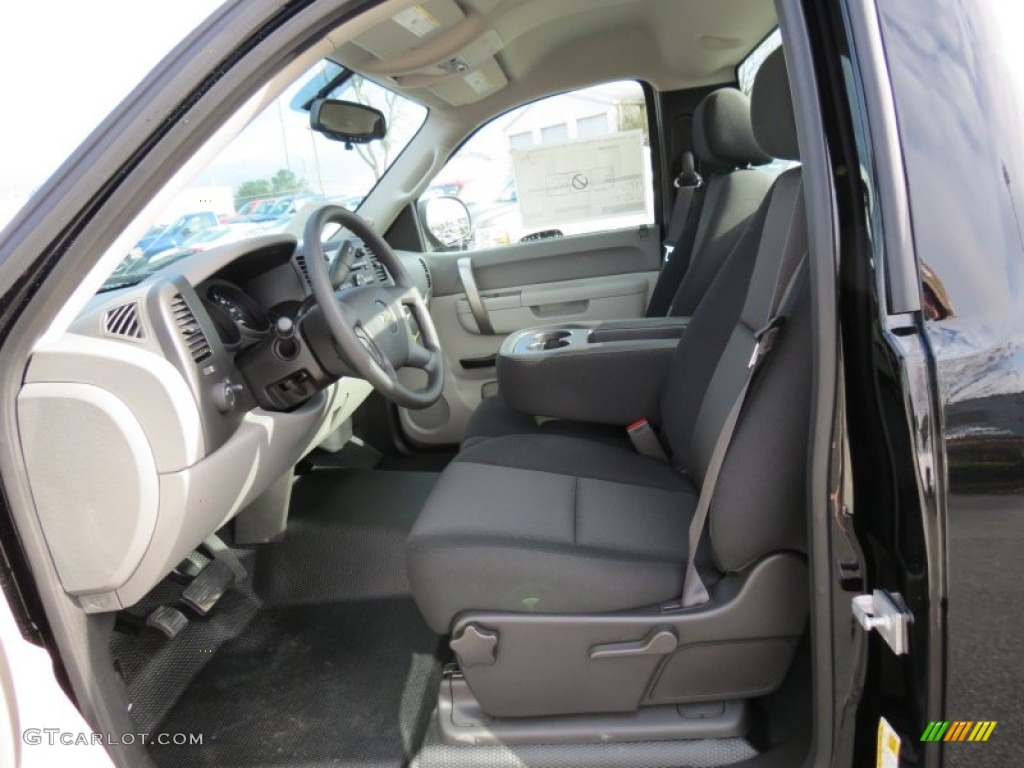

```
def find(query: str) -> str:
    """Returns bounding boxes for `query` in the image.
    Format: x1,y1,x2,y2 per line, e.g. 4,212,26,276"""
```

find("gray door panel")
455,274,653,335
427,225,662,295
398,226,661,445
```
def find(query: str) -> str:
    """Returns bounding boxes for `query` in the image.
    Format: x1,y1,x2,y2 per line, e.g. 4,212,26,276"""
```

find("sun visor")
339,1,509,106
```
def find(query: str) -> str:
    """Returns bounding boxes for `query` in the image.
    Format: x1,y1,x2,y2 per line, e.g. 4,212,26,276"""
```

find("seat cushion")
462,395,631,450
406,435,698,632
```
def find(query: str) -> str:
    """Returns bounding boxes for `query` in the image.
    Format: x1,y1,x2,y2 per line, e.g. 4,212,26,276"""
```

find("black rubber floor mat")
150,598,443,768
111,550,263,735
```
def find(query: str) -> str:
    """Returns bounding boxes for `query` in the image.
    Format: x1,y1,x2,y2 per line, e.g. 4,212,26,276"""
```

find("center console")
496,316,689,426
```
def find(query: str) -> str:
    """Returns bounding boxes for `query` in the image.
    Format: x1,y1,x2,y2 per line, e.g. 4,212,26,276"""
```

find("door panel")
426,225,662,295
455,274,653,335
399,225,660,445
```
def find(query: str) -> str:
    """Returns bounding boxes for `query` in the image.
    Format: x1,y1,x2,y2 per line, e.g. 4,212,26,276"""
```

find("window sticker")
512,130,647,229
877,717,900,768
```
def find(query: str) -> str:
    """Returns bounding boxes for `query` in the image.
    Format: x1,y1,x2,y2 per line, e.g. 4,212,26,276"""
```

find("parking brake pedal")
180,559,236,616
115,605,189,639
146,606,189,639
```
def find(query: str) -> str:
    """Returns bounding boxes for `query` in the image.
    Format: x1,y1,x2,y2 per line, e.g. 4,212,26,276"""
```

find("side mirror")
421,196,473,249
310,99,386,144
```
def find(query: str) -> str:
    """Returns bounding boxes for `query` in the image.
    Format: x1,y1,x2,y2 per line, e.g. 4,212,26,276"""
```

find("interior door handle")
457,256,494,335
589,627,678,659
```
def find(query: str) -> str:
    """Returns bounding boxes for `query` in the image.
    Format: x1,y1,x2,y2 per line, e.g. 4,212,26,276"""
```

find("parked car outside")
130,211,219,257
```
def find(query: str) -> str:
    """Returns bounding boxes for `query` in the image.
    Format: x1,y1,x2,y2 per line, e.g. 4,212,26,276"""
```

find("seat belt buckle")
748,317,786,369
627,419,668,461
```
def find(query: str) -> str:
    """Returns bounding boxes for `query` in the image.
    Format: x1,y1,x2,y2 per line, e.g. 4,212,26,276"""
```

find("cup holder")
527,330,572,351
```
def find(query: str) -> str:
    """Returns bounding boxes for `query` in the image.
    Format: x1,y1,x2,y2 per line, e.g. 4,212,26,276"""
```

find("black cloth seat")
406,434,703,632
462,398,629,450
407,49,808,636
462,85,774,449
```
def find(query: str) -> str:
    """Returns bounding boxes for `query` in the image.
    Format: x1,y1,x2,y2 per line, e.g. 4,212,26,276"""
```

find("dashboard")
16,230,433,614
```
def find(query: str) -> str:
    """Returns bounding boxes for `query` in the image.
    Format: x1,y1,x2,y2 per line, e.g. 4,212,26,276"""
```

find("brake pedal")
180,558,236,616
201,534,247,582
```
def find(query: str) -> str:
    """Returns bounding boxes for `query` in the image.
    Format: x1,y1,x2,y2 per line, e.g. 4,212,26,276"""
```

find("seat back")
647,88,774,317
660,48,811,573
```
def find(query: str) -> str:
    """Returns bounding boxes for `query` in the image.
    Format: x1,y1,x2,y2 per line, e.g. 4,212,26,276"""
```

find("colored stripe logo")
921,721,997,742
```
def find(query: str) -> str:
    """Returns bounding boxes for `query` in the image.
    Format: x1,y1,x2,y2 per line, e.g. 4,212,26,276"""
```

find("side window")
738,29,782,94
423,81,654,251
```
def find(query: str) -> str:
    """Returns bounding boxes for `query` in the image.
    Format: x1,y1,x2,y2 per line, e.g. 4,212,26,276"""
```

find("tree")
235,179,272,211
270,169,309,196
234,170,309,211
348,76,406,179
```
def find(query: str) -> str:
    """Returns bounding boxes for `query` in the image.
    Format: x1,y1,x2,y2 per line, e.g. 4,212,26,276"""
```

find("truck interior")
3,0,846,766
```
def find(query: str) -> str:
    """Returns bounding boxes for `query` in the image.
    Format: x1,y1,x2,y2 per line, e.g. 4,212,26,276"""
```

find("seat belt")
679,255,808,608
646,153,705,317
664,152,703,257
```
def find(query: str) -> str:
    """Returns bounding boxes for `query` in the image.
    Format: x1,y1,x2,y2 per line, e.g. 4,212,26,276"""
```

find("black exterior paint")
875,0,1024,765
803,0,941,763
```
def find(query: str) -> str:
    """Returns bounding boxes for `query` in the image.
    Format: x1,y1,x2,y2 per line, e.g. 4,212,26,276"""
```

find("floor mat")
304,441,456,474
376,452,456,473
255,470,439,605
110,550,263,735
150,598,444,768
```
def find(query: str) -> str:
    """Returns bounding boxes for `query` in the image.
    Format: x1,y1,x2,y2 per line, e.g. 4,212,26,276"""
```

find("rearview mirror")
310,99,386,144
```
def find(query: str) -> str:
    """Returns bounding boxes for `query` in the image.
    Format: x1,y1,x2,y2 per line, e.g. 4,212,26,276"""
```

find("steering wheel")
303,205,444,409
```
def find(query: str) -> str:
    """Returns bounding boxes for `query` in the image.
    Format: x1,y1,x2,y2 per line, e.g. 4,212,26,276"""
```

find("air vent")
295,253,309,284
295,251,329,286
170,293,212,364
416,257,433,291
103,302,144,340
371,254,389,283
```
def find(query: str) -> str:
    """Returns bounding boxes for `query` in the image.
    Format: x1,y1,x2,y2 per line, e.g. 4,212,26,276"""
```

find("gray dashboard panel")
17,232,358,611
108,394,329,611
26,334,205,472
18,382,160,597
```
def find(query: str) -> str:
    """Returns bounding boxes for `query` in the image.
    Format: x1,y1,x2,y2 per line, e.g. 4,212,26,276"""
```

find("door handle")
457,256,494,335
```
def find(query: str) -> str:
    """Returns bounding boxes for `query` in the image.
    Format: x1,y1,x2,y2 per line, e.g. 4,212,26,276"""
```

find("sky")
0,1,224,227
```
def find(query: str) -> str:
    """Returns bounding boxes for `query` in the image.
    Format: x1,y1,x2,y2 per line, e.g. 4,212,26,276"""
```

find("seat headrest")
693,88,771,169
750,47,799,161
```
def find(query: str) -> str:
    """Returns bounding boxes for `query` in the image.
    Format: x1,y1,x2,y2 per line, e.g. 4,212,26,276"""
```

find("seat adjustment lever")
589,627,678,660
451,624,499,667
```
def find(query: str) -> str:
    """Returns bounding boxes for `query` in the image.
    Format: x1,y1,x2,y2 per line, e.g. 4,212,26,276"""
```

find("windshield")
100,60,427,292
